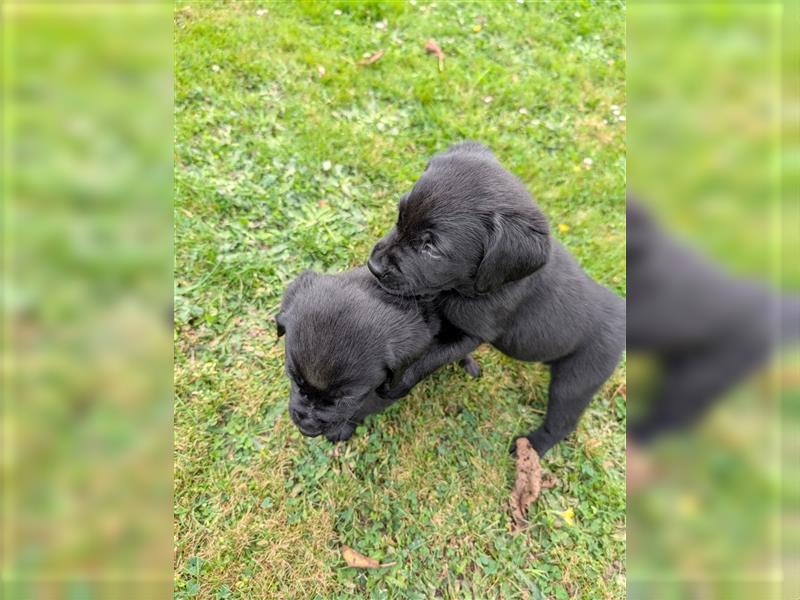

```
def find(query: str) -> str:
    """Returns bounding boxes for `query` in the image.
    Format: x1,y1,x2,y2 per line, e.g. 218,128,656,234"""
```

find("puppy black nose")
367,256,386,279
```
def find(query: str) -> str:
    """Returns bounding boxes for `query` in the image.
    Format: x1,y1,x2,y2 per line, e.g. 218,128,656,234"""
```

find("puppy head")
368,142,551,296
277,270,420,442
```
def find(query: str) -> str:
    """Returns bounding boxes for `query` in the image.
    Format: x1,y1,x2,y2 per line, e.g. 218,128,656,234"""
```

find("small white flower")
334,9,342,16
574,11,581,17
610,104,620,111
618,115,626,122
483,95,494,104
322,160,332,171
375,19,387,30
583,157,593,167
518,107,529,115
317,65,326,77
211,64,220,72
517,0,524,4
256,8,267,16
409,0,417,4
376,122,386,131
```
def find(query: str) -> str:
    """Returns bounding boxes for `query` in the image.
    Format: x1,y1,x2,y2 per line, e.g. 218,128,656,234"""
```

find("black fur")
368,142,626,457
277,267,478,442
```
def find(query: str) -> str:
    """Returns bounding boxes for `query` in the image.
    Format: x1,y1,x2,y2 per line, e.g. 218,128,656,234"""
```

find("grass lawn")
174,2,626,598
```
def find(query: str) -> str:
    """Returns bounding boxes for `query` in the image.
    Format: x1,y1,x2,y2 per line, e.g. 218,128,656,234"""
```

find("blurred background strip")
1,3,173,599
627,1,799,598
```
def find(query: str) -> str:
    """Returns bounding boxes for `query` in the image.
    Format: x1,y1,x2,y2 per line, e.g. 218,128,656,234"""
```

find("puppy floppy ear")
475,208,550,293
276,270,318,338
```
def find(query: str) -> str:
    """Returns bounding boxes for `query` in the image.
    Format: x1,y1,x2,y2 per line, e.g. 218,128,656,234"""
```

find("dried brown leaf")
424,39,445,71
341,545,396,569
358,49,385,66
509,437,542,532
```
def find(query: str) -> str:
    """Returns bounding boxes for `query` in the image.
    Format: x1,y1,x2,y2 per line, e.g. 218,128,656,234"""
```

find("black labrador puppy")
277,267,478,442
368,142,625,457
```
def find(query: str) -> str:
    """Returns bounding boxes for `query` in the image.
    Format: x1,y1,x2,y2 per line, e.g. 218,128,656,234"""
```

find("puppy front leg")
378,335,482,400
517,346,620,458
630,334,768,442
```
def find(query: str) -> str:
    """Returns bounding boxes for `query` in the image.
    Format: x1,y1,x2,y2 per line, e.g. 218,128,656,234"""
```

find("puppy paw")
325,421,356,443
376,382,412,400
459,355,481,379
511,430,554,457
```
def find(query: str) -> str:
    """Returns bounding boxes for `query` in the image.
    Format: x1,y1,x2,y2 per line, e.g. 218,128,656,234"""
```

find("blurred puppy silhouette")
627,196,800,443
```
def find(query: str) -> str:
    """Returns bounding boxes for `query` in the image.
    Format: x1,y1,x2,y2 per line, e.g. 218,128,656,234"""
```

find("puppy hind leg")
459,354,481,378
516,348,621,458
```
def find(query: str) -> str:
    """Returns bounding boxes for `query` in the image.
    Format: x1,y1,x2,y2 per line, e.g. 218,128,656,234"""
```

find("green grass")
174,2,626,598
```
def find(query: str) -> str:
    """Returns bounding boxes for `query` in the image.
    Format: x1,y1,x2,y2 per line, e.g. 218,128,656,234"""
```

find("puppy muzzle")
289,406,323,437
289,404,357,441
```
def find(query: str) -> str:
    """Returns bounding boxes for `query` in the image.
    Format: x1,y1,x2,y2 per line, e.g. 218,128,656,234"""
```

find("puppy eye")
421,241,441,259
